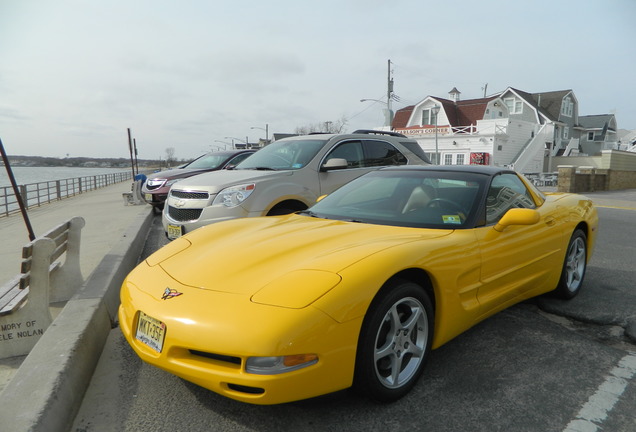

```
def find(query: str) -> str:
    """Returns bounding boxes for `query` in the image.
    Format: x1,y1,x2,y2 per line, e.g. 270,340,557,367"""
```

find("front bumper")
141,185,169,207
162,203,257,236
119,265,361,404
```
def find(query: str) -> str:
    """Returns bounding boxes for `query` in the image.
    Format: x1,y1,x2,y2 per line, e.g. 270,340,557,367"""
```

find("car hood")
148,215,451,297
148,168,211,180
169,169,293,193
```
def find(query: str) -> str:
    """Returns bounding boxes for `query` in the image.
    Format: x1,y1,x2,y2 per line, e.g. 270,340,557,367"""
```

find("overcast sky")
1,0,635,161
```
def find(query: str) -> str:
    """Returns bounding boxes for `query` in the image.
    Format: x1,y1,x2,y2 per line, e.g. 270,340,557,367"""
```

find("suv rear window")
363,140,407,167
399,141,430,163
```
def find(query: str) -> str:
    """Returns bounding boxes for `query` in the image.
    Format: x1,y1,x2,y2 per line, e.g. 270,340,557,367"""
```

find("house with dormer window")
391,86,618,173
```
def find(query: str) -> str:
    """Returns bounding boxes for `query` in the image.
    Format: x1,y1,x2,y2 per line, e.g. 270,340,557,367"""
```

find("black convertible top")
381,164,514,177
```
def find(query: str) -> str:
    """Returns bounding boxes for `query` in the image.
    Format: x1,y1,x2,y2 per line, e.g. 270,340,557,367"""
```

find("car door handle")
544,216,556,226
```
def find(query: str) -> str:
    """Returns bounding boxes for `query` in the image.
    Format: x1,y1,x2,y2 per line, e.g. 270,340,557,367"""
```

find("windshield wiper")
298,210,322,218
239,166,275,171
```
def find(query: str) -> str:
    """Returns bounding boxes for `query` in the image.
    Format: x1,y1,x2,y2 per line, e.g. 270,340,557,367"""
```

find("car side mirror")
320,158,348,171
494,208,540,232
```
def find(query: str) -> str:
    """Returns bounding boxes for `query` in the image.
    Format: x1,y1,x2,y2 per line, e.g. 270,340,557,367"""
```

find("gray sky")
1,0,635,161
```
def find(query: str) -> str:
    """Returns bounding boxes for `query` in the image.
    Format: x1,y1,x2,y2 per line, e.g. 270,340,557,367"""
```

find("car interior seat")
402,184,436,214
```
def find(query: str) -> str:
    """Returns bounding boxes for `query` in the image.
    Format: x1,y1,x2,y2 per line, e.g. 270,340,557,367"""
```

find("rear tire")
553,229,587,299
353,280,433,402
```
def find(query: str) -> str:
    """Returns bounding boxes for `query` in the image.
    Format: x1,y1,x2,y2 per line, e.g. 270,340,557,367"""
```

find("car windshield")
304,169,488,229
185,153,231,170
235,139,326,170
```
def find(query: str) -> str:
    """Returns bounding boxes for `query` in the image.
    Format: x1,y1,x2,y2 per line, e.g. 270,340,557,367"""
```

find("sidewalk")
0,181,151,391
0,181,150,288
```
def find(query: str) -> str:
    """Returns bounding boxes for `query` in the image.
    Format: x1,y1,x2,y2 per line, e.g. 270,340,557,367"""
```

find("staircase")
508,123,552,173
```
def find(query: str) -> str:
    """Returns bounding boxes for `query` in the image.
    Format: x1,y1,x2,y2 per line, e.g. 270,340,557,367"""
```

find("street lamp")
360,98,386,104
213,140,233,150
431,105,441,164
250,124,269,145
360,98,393,127
225,136,249,148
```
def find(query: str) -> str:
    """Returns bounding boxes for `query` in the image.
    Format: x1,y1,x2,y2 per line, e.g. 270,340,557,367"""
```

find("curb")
0,208,153,432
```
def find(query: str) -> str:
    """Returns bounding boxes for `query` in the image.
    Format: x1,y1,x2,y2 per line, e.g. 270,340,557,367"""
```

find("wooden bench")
123,179,146,206
0,216,85,359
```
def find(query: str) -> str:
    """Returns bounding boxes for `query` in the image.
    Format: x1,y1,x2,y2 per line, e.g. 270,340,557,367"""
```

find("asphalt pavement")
535,189,636,344
0,185,635,432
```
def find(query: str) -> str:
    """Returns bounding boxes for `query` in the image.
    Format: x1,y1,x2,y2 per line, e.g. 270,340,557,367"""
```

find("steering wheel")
426,198,463,213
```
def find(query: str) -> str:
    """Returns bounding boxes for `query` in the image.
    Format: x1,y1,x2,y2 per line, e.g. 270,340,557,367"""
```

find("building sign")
395,127,451,136
470,152,490,165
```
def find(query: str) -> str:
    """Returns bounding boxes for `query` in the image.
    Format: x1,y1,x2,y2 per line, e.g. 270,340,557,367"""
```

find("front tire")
353,280,434,402
553,229,587,299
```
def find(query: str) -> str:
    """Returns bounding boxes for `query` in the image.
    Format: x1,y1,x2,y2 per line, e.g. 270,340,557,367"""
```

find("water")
0,166,130,188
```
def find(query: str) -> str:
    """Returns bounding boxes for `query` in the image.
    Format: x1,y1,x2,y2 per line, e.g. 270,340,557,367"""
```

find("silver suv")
163,130,430,239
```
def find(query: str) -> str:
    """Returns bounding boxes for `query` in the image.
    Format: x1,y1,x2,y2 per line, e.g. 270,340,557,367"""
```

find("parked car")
120,165,598,405
162,130,430,238
142,150,256,212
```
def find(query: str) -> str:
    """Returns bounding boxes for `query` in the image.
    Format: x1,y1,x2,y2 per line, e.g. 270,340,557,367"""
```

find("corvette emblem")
162,287,183,300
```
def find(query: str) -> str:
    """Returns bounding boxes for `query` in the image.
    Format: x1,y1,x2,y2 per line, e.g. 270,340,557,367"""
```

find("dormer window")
421,108,439,126
561,96,574,117
504,97,523,114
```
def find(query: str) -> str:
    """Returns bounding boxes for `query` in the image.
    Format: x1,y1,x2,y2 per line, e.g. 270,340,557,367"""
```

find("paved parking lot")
73,198,636,431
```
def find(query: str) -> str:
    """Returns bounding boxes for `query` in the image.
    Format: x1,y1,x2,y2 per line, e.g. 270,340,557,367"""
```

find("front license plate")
167,224,183,239
135,311,166,353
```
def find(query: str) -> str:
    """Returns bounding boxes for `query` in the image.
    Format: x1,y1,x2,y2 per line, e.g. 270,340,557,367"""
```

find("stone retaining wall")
557,166,636,192
556,150,636,193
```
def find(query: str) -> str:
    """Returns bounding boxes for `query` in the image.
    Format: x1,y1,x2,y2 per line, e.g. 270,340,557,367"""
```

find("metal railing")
1,171,132,218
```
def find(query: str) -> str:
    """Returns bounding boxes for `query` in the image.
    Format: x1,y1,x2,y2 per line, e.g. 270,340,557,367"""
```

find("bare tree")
295,116,348,135
165,147,176,167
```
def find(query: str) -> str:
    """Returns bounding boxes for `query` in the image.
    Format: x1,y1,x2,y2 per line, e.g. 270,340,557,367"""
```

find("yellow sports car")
119,165,598,405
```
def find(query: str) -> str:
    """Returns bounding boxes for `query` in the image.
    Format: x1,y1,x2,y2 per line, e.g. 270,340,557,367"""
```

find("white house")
391,87,618,173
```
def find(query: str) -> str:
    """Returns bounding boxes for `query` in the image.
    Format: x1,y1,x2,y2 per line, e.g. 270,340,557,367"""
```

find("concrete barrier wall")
0,209,153,432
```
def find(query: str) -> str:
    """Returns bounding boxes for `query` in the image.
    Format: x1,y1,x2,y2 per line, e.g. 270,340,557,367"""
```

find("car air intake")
189,349,242,366
227,384,265,394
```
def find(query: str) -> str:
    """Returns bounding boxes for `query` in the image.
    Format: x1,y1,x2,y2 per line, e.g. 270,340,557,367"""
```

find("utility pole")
127,128,135,178
386,59,394,127
133,138,139,175
1,138,35,240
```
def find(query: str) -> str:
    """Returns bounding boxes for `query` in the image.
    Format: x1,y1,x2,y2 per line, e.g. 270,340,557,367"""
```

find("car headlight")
147,179,167,187
212,183,255,207
245,354,318,375
165,179,180,187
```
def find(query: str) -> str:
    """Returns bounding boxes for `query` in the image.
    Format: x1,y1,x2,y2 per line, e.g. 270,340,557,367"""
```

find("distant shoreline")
2,155,160,169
